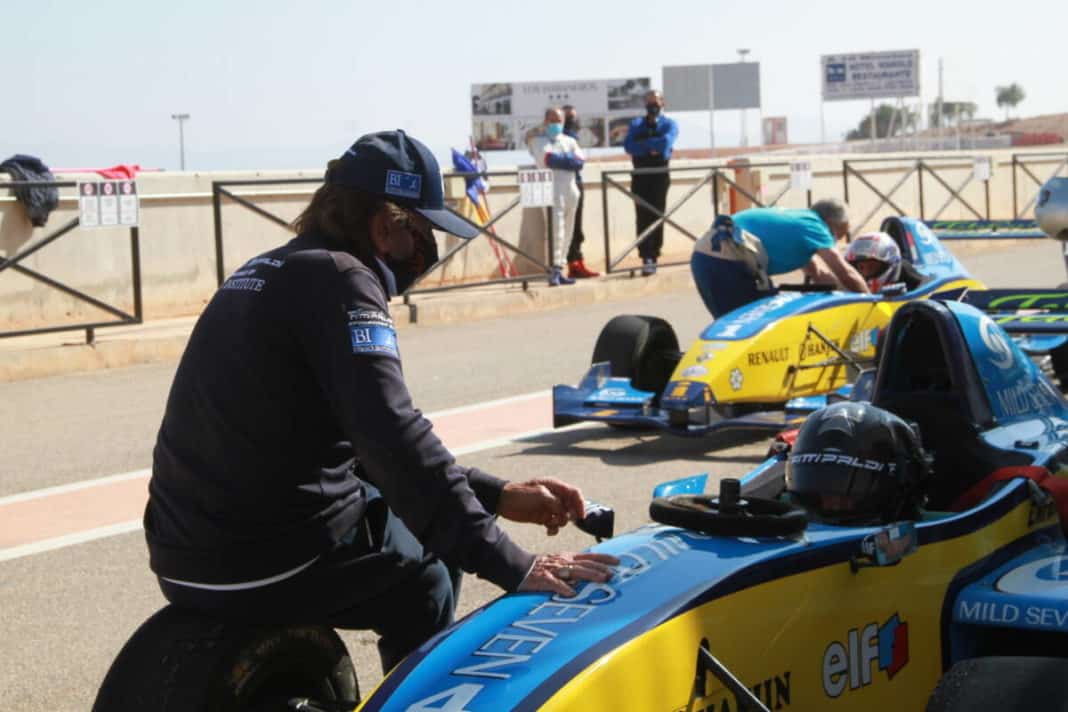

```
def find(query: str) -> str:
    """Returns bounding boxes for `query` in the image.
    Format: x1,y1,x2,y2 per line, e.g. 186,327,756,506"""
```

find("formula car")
553,215,986,436
349,296,1068,712
93,295,1068,711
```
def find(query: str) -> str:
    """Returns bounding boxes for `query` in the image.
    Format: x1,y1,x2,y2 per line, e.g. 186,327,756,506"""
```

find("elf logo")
821,613,909,698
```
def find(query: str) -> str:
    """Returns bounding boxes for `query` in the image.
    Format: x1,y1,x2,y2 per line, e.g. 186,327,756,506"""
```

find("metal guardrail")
0,180,142,343
600,162,810,275
842,155,995,234
211,172,553,301
1012,152,1068,219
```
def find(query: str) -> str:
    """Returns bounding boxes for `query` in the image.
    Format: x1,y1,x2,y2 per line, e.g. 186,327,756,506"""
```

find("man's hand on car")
518,551,620,598
499,477,586,535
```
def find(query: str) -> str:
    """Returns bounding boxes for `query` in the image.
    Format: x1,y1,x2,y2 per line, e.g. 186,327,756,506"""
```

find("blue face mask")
545,123,563,139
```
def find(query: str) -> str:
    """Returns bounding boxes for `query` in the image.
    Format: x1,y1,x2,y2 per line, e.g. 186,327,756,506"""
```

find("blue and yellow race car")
94,294,1068,711
553,216,987,436
353,296,1068,712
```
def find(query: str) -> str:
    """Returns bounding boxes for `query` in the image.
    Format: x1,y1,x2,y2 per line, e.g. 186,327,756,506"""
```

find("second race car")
553,215,984,436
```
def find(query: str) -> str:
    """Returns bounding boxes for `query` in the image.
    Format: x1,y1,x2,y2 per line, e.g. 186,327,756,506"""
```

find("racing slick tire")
92,605,358,712
592,315,680,395
926,656,1068,712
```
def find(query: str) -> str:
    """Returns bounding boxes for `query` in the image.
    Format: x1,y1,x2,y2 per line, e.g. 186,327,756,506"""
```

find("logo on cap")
385,170,422,200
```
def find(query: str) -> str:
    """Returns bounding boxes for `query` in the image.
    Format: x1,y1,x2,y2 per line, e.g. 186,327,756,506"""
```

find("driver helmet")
785,402,931,525
845,232,902,291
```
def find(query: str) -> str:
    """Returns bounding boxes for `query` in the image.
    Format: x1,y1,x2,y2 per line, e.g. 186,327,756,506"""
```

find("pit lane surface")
0,240,1063,709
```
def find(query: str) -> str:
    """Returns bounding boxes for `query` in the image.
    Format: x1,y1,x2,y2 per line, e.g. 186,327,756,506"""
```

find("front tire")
926,656,1068,711
591,315,680,394
93,605,358,712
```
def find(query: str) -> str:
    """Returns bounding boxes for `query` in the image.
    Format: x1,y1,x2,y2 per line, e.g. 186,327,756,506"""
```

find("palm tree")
996,84,1026,121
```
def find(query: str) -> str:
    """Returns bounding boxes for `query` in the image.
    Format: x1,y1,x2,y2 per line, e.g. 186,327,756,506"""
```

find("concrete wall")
1,147,1065,331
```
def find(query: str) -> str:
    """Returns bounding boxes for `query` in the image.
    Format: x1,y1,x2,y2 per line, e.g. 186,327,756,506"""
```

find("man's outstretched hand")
517,551,620,598
498,478,586,535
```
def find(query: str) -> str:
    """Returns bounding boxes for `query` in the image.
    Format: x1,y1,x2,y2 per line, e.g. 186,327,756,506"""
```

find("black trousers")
632,169,671,260
567,183,585,262
158,496,456,674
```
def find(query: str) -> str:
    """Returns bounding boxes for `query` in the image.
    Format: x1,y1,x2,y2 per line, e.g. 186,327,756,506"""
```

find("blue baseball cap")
327,129,479,239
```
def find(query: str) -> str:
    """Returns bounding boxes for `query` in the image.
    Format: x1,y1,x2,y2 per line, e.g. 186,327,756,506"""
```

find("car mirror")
851,521,918,572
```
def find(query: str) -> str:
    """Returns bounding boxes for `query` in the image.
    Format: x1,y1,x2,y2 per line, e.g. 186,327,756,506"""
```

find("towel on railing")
0,154,60,227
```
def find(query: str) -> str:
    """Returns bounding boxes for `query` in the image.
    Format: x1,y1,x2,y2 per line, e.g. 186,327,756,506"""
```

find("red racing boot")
568,259,600,279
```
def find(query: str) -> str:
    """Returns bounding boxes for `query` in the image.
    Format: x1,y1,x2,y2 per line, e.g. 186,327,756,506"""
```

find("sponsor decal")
996,555,1068,597
682,365,709,378
687,669,792,712
789,450,895,473
822,613,909,698
747,346,789,367
715,293,804,339
591,409,618,416
992,377,1057,418
698,341,730,362
384,169,422,199
408,537,691,710
989,292,1068,311
246,257,284,268
220,277,265,292
979,317,1015,370
729,368,744,391
348,309,398,358
848,327,880,354
800,340,834,359
958,598,1068,631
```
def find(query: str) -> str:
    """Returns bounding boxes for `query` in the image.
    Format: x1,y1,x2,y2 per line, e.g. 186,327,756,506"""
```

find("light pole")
171,113,190,170
737,49,750,147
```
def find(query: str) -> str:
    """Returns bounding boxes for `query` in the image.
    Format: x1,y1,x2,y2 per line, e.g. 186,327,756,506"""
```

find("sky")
3,0,1063,172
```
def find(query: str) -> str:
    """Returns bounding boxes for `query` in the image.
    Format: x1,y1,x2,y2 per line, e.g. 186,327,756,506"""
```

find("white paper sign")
973,156,993,182
790,161,813,192
99,180,119,225
76,180,140,228
518,169,554,207
78,182,100,227
117,180,140,226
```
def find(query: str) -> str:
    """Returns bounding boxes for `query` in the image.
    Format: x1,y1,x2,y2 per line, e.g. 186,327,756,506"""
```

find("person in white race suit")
528,107,586,286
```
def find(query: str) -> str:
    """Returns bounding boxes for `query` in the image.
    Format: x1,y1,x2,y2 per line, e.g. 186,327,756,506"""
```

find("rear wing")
936,288,1068,333
924,219,1047,240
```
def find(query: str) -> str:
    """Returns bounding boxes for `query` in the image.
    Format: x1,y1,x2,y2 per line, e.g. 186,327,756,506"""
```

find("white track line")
0,520,144,563
0,392,593,562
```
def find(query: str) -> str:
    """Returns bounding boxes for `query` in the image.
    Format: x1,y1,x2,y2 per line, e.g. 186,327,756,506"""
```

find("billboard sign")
663,63,761,112
471,77,650,151
821,50,920,101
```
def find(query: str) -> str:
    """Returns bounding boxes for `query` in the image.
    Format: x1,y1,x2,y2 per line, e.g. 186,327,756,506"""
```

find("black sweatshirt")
145,232,534,591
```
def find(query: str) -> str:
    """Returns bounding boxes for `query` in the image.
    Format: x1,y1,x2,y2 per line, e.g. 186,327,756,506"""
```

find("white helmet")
846,232,902,291
1036,177,1068,241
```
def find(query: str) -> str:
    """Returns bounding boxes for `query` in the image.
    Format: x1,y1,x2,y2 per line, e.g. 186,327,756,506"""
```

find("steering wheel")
649,478,807,537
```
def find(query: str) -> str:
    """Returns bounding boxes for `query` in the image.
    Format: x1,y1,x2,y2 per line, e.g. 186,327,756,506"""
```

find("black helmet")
785,402,931,525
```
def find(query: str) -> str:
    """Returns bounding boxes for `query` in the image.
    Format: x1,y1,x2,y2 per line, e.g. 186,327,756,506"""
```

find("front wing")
552,363,816,437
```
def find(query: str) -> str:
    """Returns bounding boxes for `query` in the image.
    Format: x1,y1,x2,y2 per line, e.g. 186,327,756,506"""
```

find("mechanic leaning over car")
846,230,928,292
690,199,869,318
143,129,618,674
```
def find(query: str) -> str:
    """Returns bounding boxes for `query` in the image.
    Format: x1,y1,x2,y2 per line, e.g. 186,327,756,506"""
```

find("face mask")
545,123,564,139
646,103,661,117
386,228,439,294
564,117,579,132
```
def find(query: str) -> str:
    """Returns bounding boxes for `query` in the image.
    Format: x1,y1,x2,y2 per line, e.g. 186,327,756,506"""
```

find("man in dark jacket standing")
624,90,679,276
145,130,617,673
